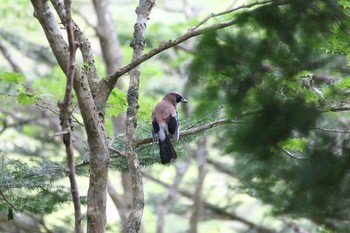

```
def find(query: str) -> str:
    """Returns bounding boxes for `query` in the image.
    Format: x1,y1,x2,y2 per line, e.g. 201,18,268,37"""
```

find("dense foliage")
2,0,350,232
190,0,350,231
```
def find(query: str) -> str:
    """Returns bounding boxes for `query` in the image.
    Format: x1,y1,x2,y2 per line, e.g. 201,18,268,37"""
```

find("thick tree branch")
51,0,100,98
57,1,82,232
31,0,69,73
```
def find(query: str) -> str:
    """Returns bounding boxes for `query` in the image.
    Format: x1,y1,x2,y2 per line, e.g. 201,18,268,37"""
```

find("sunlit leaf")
16,92,38,106
0,72,25,84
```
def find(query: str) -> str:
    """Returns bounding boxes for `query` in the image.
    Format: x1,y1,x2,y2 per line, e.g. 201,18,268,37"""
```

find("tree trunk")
30,1,110,232
189,139,207,233
124,1,155,232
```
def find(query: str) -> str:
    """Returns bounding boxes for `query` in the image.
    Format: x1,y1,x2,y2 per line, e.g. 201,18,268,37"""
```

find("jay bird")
152,92,188,164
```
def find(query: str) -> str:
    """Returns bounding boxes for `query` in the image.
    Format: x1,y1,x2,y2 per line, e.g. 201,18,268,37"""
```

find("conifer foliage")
190,0,350,231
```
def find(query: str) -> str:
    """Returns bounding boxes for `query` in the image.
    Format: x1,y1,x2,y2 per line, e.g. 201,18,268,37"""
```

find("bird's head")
163,92,188,105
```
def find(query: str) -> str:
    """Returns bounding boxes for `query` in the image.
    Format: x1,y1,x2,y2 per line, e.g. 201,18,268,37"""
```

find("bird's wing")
171,111,180,141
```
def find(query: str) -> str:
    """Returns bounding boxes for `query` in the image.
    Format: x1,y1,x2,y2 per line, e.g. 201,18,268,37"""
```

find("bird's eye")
176,94,182,102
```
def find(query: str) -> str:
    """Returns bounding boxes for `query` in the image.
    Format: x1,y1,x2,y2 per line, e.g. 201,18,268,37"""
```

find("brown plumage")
152,92,188,164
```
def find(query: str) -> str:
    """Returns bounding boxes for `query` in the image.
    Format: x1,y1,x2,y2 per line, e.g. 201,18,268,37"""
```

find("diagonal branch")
50,0,100,98
95,0,290,107
0,40,23,73
189,0,277,31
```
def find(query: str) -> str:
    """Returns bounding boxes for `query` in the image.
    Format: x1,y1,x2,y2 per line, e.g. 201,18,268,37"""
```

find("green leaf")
339,0,350,8
281,138,307,152
337,77,350,89
107,89,127,117
16,92,38,106
0,72,25,84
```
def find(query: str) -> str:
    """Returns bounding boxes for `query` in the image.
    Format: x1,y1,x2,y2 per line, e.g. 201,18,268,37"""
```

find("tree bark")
124,0,155,232
58,1,82,232
30,1,110,232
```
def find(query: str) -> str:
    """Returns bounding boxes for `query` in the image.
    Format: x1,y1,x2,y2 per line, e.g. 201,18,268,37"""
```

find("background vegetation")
1,0,350,232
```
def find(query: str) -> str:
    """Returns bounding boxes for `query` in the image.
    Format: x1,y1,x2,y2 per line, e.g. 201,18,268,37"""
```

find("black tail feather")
159,135,177,164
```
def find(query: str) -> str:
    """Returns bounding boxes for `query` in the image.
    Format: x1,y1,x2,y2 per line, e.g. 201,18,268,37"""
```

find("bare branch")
280,147,308,160
56,0,82,232
142,172,276,233
315,127,350,134
92,0,123,74
0,40,23,73
188,0,277,31
51,0,100,97
326,106,350,112
96,0,290,107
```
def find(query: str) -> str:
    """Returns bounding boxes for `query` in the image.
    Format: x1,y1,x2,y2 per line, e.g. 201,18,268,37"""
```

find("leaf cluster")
0,156,81,217
189,0,350,231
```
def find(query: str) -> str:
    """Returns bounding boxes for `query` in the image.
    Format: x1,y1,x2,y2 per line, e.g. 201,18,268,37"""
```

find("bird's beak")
181,98,188,103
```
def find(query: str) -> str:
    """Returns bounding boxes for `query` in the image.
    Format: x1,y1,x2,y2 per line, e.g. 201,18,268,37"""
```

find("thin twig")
315,127,350,134
188,0,276,32
58,1,82,232
96,0,291,107
142,172,276,233
280,147,308,160
0,189,20,211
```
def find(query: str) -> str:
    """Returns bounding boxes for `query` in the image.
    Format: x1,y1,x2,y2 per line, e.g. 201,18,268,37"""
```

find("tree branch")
135,118,236,146
125,1,155,232
188,0,277,31
0,189,20,212
31,1,110,232
51,0,100,99
57,1,82,232
0,40,23,73
96,0,290,107
315,127,350,134
31,0,69,73
142,172,276,233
